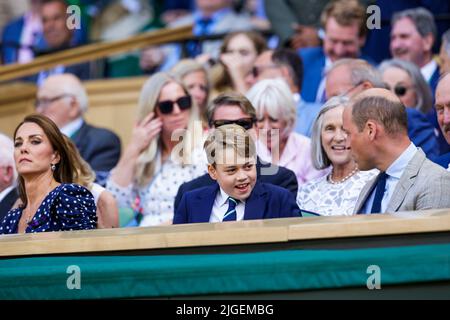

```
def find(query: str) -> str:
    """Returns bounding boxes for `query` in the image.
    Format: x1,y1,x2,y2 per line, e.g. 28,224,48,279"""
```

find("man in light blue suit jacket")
298,0,371,103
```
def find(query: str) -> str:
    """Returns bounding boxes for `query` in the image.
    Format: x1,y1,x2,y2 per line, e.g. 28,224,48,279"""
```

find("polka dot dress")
0,184,97,234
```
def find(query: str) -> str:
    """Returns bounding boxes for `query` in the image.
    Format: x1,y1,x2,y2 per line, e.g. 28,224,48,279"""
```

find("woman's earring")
51,164,56,171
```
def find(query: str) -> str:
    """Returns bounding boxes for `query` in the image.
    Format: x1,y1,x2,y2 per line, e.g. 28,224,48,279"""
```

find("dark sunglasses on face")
157,95,192,114
384,84,411,97
212,118,256,130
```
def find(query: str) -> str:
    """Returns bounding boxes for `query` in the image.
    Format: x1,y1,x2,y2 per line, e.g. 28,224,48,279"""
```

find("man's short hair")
206,92,256,126
272,48,303,91
320,0,367,37
328,58,385,88
204,124,256,166
392,7,437,41
0,132,17,180
351,95,408,136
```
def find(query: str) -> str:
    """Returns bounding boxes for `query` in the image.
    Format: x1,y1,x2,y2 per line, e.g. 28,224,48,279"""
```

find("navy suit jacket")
406,108,440,159
173,181,301,224
174,158,298,212
433,152,450,170
298,47,375,103
0,188,18,221
72,121,121,174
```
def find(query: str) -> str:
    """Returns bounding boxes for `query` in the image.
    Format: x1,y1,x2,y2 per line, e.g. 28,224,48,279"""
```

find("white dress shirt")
420,59,438,83
60,117,84,138
0,185,15,204
315,57,332,103
209,187,245,223
362,143,418,214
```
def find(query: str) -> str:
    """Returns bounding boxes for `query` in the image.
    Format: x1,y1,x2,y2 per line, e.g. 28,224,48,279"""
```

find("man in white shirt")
342,88,450,214
0,133,18,218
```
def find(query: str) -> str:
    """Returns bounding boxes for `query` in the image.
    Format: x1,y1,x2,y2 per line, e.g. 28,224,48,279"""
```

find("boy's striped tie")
223,197,238,221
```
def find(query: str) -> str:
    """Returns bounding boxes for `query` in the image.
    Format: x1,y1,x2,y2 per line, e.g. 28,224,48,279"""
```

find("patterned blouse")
0,184,97,234
296,169,379,216
106,148,206,226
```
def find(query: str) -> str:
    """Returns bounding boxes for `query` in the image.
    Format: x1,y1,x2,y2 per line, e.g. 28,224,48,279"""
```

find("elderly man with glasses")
36,73,121,184
173,92,299,213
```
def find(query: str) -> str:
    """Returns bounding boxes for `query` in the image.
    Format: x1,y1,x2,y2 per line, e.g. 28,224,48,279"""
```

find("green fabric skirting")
0,243,449,299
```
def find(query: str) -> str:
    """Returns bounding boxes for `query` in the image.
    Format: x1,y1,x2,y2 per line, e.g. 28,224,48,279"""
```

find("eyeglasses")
384,84,412,97
157,95,192,114
211,118,256,130
251,65,280,78
35,94,73,109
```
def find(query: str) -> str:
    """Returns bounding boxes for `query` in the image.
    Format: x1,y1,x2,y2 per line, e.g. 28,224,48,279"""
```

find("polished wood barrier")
1,209,449,257
0,76,147,148
0,25,192,82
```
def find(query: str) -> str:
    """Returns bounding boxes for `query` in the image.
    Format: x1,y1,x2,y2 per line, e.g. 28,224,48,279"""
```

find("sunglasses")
157,95,192,114
384,84,411,97
212,118,256,130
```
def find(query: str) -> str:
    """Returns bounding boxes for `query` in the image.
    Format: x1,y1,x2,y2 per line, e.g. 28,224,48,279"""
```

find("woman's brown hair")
13,114,79,207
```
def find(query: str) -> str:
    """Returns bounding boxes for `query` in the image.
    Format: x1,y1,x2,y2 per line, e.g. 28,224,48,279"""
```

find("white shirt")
362,143,418,214
60,117,84,138
420,59,438,83
210,187,245,223
0,185,15,204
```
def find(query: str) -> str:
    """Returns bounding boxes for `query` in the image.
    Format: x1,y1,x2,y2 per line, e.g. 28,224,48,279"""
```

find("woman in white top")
106,72,205,226
246,78,326,186
297,96,378,216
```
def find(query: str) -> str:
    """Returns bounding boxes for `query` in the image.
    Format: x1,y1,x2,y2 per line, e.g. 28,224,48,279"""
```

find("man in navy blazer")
433,73,450,170
298,0,369,103
173,123,300,224
36,74,121,183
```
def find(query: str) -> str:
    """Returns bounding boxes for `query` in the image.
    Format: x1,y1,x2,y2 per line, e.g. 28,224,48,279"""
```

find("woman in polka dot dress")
0,114,97,234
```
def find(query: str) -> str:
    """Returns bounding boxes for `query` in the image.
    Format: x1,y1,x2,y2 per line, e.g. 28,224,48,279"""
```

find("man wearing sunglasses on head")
325,58,439,160
173,92,298,213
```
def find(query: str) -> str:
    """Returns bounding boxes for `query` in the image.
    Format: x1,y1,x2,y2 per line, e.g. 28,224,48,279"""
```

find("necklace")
329,166,359,184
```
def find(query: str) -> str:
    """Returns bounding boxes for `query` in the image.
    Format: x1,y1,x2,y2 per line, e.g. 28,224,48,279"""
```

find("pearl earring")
51,164,56,171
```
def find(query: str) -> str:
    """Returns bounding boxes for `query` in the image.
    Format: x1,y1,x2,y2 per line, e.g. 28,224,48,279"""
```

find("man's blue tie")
370,172,388,214
223,197,238,222
186,17,212,58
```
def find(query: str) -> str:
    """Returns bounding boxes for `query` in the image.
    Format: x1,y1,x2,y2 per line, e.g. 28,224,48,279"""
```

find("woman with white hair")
296,96,378,216
246,78,325,186
106,72,205,226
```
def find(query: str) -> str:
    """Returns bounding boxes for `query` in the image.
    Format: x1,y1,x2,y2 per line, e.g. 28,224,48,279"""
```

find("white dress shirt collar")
385,143,418,179
60,117,84,138
210,187,246,223
420,59,438,83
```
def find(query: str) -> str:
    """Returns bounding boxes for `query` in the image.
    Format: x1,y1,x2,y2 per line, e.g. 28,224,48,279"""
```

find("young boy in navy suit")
173,124,301,224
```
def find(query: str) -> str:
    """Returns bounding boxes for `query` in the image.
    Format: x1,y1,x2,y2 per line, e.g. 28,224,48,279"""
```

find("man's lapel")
386,150,425,212
353,176,378,214
243,182,267,220
191,184,219,223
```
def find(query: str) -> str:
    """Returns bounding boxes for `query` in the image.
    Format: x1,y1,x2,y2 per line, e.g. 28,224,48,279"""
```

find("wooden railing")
0,25,192,83
1,208,449,257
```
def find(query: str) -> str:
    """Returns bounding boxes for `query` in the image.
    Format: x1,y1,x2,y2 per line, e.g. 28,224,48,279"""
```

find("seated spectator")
1,0,43,65
29,0,91,84
247,78,326,186
379,59,440,159
214,30,267,95
174,92,299,212
173,124,301,224
434,73,450,170
298,0,370,103
0,133,18,219
343,89,450,214
439,29,450,75
106,72,205,227
297,96,378,216
326,58,439,160
36,74,121,184
0,114,97,234
245,48,322,137
139,0,253,73
64,136,119,229
171,59,210,129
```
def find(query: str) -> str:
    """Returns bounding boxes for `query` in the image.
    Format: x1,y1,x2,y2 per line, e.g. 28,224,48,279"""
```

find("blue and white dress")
0,183,97,234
